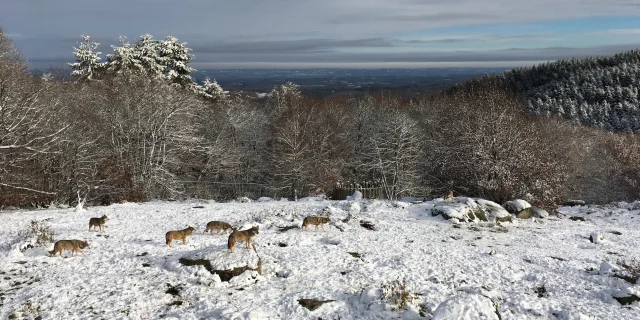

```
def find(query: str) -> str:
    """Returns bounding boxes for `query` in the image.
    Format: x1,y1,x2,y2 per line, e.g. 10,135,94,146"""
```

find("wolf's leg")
321,224,326,232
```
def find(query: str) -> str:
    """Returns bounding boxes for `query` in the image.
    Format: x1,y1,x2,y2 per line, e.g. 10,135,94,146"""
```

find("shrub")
381,279,417,311
17,220,55,252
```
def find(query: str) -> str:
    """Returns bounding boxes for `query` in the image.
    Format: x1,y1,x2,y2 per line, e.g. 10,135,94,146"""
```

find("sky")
2,0,640,69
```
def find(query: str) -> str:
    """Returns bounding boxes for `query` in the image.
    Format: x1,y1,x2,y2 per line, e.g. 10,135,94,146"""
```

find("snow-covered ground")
1,198,639,319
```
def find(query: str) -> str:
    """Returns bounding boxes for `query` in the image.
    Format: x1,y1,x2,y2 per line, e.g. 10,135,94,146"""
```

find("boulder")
432,294,498,320
530,206,549,218
563,199,586,206
475,199,511,223
503,199,531,214
590,232,603,244
515,208,532,219
431,203,474,221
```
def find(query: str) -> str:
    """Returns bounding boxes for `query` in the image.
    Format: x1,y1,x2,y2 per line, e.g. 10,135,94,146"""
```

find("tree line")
1,29,639,209
455,49,640,133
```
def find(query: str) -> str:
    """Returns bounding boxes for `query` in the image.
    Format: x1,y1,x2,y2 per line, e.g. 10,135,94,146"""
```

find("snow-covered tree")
199,78,228,100
132,34,164,78
157,36,196,87
69,35,103,81
268,82,302,113
106,36,140,75
0,27,27,69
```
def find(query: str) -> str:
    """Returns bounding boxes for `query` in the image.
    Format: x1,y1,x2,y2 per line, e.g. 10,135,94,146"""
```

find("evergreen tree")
157,36,196,88
132,34,164,78
69,35,103,81
106,36,140,75
199,78,228,100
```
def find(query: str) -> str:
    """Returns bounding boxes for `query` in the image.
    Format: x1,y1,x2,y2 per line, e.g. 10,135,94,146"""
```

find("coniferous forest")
1,28,640,209
458,50,640,132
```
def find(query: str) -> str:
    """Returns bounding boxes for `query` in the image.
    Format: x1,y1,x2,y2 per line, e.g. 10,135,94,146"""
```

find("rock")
237,196,252,203
552,309,594,320
530,206,549,218
178,258,262,281
432,294,499,320
475,199,511,223
613,293,640,305
569,216,585,221
599,262,617,275
297,298,335,311
431,202,482,222
590,232,603,244
503,199,531,213
563,199,586,206
515,208,533,219
474,208,488,222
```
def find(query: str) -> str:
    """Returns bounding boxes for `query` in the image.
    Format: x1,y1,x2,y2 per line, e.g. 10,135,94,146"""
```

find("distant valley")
192,68,509,97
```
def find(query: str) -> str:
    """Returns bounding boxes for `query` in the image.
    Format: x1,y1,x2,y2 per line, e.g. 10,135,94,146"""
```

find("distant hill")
457,49,640,132
192,68,508,98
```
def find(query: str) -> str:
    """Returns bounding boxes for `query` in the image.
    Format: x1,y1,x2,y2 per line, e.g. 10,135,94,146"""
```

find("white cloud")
3,0,640,67
602,28,640,35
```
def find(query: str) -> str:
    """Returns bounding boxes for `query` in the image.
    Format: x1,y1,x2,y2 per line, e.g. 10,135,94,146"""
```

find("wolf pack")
48,212,332,257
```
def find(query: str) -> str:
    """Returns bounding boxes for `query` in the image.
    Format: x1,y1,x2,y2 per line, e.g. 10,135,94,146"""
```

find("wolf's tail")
227,234,235,250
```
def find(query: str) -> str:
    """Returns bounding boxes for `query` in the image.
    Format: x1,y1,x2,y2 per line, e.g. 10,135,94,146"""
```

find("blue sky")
2,1,640,68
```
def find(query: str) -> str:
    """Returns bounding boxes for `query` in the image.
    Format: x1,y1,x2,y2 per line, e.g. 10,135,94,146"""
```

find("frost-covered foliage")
69,35,103,81
131,34,165,77
88,33,201,91
199,77,228,100
426,84,569,207
106,36,140,75
14,220,54,252
457,49,640,133
157,36,196,88
268,81,302,112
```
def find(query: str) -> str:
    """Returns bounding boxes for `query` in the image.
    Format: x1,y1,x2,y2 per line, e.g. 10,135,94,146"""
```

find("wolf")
227,226,259,253
166,226,196,247
204,221,234,234
444,190,454,202
302,216,331,232
89,214,109,232
49,240,89,257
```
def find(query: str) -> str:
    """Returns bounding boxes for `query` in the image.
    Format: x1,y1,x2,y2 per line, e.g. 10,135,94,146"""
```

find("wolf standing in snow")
89,214,109,232
49,240,89,257
302,216,331,231
204,221,234,234
166,226,196,247
227,226,259,253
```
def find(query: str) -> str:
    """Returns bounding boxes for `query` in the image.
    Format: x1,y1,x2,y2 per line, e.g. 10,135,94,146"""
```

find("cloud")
190,43,640,66
191,38,394,54
601,28,640,35
4,0,640,68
